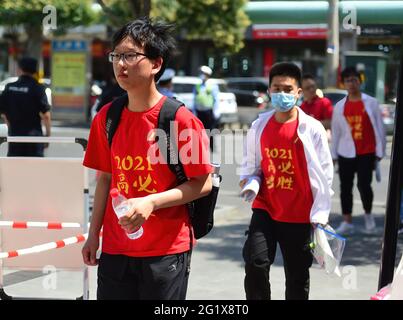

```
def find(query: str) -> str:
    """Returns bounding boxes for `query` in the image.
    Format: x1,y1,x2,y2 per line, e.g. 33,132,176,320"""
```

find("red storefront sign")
253,27,327,40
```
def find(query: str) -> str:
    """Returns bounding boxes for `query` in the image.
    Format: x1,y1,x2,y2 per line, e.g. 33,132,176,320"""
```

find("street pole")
378,30,403,290
326,0,339,88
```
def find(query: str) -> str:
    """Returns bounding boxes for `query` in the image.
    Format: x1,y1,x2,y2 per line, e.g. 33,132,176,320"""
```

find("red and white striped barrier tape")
0,232,103,259
0,221,82,229
0,233,88,259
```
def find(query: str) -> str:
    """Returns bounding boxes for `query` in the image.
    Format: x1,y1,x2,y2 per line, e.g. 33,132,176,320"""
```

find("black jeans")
97,251,190,300
242,209,313,300
338,153,375,215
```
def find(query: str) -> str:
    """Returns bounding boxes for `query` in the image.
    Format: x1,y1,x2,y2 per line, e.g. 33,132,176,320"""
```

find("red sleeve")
322,97,333,120
83,104,112,173
175,107,213,178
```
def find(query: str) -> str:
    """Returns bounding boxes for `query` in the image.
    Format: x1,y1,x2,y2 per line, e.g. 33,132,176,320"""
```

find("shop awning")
246,1,403,25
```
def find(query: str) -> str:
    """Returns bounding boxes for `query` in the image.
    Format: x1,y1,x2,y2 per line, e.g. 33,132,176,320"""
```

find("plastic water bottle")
110,188,143,240
211,163,221,188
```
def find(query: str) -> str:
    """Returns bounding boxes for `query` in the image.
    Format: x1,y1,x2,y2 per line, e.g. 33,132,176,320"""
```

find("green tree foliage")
0,0,95,29
96,0,177,28
0,0,96,59
175,0,250,53
97,0,250,54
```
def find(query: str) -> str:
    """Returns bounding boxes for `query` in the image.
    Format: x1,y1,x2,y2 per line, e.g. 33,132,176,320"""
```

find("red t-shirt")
84,96,213,257
252,116,313,223
300,96,333,121
343,100,376,155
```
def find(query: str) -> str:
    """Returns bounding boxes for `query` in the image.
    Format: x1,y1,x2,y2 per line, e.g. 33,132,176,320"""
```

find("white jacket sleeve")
330,105,341,160
314,124,334,196
239,118,261,182
373,99,386,158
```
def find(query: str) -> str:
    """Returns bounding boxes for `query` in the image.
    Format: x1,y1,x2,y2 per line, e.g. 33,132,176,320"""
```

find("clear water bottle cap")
110,188,119,198
211,162,220,175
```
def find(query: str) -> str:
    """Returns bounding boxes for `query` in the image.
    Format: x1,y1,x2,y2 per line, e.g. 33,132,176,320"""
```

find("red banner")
253,28,327,40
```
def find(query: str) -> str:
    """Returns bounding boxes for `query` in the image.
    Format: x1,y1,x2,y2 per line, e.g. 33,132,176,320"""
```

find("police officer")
0,57,51,156
157,68,176,98
193,66,220,152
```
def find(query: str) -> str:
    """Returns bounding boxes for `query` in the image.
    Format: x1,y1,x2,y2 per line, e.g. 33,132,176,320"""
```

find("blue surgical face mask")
270,92,297,112
296,94,304,107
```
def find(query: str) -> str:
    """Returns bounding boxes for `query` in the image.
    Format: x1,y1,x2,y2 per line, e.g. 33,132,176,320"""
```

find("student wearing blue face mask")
239,62,334,300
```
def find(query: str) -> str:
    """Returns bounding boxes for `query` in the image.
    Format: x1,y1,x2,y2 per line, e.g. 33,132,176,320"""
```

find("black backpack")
105,94,220,239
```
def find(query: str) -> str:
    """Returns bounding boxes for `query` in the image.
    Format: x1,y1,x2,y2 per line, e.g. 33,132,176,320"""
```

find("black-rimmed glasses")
108,52,148,64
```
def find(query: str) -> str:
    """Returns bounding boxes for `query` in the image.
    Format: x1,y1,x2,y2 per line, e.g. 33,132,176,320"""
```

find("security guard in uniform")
193,65,219,152
157,68,176,98
0,57,51,156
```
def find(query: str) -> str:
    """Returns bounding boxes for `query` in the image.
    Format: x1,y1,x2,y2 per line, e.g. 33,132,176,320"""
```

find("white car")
172,76,238,125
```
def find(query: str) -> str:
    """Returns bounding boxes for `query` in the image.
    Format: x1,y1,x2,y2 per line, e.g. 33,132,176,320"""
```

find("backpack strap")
157,97,188,184
105,93,128,147
158,97,194,271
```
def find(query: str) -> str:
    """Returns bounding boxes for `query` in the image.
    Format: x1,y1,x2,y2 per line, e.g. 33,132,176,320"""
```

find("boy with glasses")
331,66,386,235
82,17,213,300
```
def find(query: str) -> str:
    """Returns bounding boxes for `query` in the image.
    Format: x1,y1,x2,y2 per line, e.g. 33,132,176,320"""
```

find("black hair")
112,17,177,82
18,57,38,74
269,62,302,87
341,66,361,82
302,73,316,82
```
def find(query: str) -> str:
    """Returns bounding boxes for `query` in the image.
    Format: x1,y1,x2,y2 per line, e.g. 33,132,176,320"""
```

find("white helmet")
159,68,175,82
200,65,213,76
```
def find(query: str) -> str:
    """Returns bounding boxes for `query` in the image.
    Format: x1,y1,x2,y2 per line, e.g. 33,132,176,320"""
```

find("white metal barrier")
0,137,89,300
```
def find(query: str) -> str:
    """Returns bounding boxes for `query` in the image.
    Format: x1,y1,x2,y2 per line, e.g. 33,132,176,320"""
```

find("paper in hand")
240,177,260,203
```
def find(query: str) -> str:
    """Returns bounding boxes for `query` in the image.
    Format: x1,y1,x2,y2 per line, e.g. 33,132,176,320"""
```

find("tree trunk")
24,25,43,62
128,0,151,18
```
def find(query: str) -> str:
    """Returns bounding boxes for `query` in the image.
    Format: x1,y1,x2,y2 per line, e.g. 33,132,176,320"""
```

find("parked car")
0,76,18,93
172,76,238,126
321,88,347,106
225,77,270,127
225,77,269,107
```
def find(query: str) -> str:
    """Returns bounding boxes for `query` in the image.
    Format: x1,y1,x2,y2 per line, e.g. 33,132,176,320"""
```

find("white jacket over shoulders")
239,108,334,225
330,93,386,160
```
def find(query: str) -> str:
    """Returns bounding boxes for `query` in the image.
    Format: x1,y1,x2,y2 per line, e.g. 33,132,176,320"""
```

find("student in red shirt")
81,18,213,300
300,74,333,130
331,67,386,235
240,63,333,300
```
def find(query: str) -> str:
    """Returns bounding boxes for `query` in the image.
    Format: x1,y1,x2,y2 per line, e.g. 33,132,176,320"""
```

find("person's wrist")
146,194,158,211
89,227,101,237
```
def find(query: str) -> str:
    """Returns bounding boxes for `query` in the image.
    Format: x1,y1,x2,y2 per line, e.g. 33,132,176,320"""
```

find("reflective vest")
195,83,214,109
